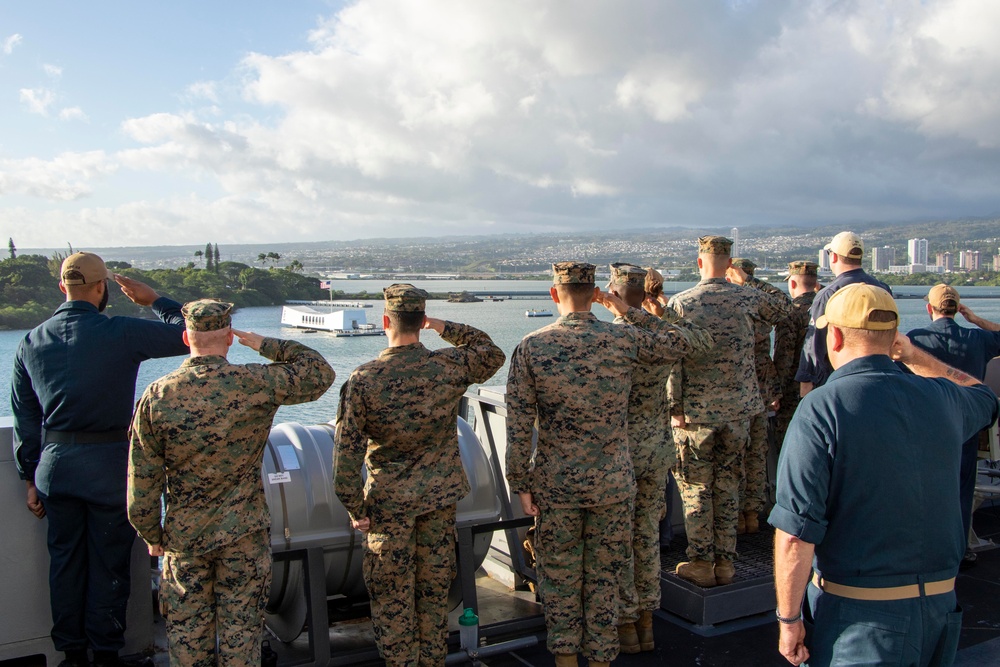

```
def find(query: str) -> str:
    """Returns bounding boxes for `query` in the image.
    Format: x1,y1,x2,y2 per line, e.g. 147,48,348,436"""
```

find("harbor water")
3,280,1000,426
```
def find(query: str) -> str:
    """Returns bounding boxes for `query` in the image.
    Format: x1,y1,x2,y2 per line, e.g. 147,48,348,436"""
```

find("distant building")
993,254,1000,272
731,227,740,258
908,264,926,274
961,250,981,271
887,265,910,275
907,238,929,266
936,252,953,272
818,248,831,272
871,246,895,272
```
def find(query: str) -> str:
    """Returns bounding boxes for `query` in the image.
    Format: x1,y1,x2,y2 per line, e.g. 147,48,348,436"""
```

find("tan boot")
744,511,759,534
637,610,654,651
736,512,746,535
589,662,610,667
617,622,640,654
554,654,578,667
715,558,735,585
675,559,717,587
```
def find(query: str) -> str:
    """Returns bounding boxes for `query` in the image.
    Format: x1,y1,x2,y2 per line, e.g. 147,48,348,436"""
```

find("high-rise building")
731,227,740,258
871,246,895,272
936,252,953,272
818,248,831,272
965,250,981,271
992,253,1000,272
907,238,929,266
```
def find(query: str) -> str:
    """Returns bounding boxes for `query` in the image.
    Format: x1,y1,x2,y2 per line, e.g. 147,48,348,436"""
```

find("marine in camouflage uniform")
667,237,791,587
607,264,686,654
334,284,505,667
772,261,818,447
128,300,335,667
727,258,790,532
506,262,713,667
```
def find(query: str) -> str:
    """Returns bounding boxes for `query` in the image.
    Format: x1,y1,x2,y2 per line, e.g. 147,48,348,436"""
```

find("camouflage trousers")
617,457,669,623
364,504,456,667
160,529,271,667
739,410,770,513
535,501,631,663
673,420,749,561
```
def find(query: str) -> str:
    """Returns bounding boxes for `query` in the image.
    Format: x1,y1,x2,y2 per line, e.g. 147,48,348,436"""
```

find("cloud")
43,63,62,78
10,1,1000,246
2,34,21,55
0,151,116,200
19,88,55,115
59,107,87,121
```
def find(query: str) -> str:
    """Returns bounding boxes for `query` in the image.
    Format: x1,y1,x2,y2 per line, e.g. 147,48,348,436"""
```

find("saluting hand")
889,331,914,364
113,273,160,307
232,328,264,351
423,317,446,334
595,290,628,318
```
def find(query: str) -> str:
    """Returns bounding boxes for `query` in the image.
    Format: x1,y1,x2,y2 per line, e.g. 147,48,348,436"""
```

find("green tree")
8,238,15,260
213,243,221,274
285,259,304,273
266,251,281,268
257,252,267,268
205,243,214,272
194,249,204,267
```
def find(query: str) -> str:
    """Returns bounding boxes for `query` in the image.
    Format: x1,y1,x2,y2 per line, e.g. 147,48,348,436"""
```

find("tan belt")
811,573,955,601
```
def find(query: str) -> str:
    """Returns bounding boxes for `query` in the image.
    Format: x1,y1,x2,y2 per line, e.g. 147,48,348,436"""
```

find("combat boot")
737,512,746,534
715,557,735,585
553,653,578,667
589,662,610,667
637,610,655,651
675,559,716,587
744,511,760,534
617,622,640,654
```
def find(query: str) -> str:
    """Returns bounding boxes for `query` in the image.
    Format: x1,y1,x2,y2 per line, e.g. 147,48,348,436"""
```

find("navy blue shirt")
794,268,893,387
11,297,188,481
770,355,997,587
907,317,1000,381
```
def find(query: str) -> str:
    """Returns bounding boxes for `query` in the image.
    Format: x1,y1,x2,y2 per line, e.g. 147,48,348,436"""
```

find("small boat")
281,305,386,337
525,309,553,318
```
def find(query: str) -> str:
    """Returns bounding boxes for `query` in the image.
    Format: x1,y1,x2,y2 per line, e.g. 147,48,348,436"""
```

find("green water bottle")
459,607,479,650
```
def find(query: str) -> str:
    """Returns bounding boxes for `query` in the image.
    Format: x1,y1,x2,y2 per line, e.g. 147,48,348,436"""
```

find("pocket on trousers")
929,606,963,667
825,601,909,666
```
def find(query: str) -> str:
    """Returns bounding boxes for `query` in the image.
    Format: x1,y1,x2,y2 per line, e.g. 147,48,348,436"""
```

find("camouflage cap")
608,262,647,288
730,258,757,275
698,235,733,256
552,261,596,285
784,260,819,280
383,283,428,312
181,299,233,332
61,252,109,286
925,283,960,309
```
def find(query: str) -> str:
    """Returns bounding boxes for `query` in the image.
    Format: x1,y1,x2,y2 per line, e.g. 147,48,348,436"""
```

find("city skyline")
3,1,1000,248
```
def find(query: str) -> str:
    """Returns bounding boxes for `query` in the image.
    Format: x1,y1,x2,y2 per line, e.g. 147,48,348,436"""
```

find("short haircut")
611,282,645,308
186,327,231,346
839,310,898,348
555,282,596,303
837,254,862,267
798,274,818,290
386,309,425,334
932,302,958,317
700,253,730,271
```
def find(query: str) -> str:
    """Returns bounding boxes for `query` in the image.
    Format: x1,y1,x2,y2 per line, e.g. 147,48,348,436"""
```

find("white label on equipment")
268,472,292,484
277,445,301,470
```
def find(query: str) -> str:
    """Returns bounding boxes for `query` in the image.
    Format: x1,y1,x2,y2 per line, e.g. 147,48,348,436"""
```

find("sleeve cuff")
767,503,826,545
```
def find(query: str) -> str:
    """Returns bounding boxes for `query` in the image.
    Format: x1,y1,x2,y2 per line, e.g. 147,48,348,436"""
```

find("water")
4,281,1000,426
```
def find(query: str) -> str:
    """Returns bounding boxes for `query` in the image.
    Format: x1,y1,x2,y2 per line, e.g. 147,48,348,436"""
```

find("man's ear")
550,286,560,304
58,281,68,296
790,278,799,291
925,303,934,318
696,257,703,270
382,314,391,329
829,325,845,353
182,330,191,347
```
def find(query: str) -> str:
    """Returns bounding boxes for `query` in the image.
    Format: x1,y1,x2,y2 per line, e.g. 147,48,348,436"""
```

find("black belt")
45,429,129,444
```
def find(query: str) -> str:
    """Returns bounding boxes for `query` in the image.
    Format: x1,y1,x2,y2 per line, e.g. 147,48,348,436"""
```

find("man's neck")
386,332,420,348
189,346,229,358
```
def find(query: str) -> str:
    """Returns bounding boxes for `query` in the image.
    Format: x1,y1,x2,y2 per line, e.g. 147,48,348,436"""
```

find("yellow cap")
60,252,109,285
925,283,960,309
816,284,898,331
824,231,864,259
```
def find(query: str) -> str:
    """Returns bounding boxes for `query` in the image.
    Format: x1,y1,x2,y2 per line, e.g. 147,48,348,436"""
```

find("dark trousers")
960,434,980,544
35,441,136,653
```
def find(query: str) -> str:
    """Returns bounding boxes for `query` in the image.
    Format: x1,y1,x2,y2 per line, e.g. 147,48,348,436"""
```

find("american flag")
319,280,332,290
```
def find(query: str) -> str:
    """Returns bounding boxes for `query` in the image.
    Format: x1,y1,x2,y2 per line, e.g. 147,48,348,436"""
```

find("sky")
2,0,1000,249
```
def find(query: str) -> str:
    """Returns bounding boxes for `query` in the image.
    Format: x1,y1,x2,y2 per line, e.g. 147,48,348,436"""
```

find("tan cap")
181,299,234,332
730,258,757,275
60,252,109,286
552,261,596,285
608,263,646,288
816,284,898,331
925,283,960,309
383,283,429,312
784,260,819,281
698,235,733,256
824,231,864,259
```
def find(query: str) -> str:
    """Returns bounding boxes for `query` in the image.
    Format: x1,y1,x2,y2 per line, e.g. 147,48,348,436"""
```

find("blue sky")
3,1,1000,248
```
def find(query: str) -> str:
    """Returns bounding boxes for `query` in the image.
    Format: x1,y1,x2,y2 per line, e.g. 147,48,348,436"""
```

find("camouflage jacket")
334,322,505,521
773,291,815,401
745,276,790,403
667,278,792,424
128,338,335,556
505,308,713,509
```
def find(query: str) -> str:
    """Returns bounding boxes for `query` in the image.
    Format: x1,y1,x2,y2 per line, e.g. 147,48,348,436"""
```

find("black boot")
57,649,89,667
